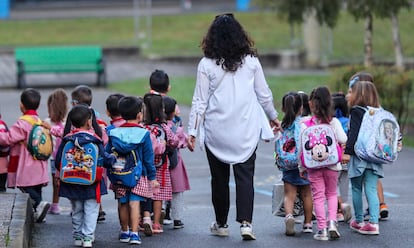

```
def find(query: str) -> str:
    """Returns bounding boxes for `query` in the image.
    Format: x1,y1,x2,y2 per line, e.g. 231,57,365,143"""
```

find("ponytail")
281,92,302,129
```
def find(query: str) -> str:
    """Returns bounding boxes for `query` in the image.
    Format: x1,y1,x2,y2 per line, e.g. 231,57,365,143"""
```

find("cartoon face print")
304,131,333,162
113,156,126,171
82,154,94,172
283,138,296,153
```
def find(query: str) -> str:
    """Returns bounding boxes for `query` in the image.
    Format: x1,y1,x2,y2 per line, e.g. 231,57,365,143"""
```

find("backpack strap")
20,115,41,126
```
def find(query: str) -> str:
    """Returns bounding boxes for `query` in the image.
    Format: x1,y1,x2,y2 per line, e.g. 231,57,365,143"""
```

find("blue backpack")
354,106,400,164
275,118,301,171
60,136,100,185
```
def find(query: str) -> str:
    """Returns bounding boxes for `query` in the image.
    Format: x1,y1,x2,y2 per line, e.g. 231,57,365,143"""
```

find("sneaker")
313,228,328,241
82,237,92,248
97,211,106,222
119,231,130,243
163,217,173,225
285,215,295,236
74,237,83,247
143,217,153,236
349,220,364,232
380,203,389,220
129,232,142,245
363,208,370,221
342,203,352,223
328,220,340,240
240,221,256,240
302,223,313,233
336,213,345,222
35,201,50,223
210,222,229,237
358,222,379,235
48,204,60,215
152,223,164,234
173,220,184,229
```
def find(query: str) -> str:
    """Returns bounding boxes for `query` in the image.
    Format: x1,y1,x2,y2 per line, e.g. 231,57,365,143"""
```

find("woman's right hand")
187,135,196,152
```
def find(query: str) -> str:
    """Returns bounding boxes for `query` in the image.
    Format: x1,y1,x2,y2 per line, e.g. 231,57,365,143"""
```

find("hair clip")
349,76,359,88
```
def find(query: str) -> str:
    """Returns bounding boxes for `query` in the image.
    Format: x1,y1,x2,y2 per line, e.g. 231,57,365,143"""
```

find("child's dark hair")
21,88,41,110
149,69,169,93
298,91,310,117
309,86,333,124
281,92,302,129
71,85,93,106
63,103,102,138
118,96,143,121
162,96,177,120
143,93,166,124
67,105,91,128
332,92,348,118
106,93,125,118
47,88,68,123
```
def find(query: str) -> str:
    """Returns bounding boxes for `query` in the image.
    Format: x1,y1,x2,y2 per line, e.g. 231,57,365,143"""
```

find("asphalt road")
1,88,413,248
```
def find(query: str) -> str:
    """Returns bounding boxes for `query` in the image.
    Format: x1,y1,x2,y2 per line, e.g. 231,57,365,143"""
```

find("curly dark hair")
201,13,257,72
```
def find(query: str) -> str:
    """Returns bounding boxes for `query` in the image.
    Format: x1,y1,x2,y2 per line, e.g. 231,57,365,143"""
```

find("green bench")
15,46,106,89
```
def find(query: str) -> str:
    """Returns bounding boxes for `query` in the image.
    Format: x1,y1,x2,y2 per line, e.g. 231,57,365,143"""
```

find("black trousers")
206,146,256,225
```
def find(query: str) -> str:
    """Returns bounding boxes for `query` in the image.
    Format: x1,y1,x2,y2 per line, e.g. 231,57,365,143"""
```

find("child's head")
347,80,380,108
149,69,170,94
118,96,143,122
281,92,302,129
298,91,311,117
71,85,93,106
105,93,125,119
309,86,333,123
332,92,348,118
47,88,68,123
20,88,41,112
348,71,374,88
67,105,92,129
163,96,177,121
143,93,166,124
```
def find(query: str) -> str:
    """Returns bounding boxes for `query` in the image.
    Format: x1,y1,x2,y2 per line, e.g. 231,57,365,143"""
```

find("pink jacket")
0,115,49,188
167,120,190,193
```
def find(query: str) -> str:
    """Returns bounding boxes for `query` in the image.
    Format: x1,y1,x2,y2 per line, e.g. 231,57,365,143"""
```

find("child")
342,74,384,235
0,113,9,192
298,91,311,117
105,93,126,132
332,92,352,223
0,88,50,222
44,88,68,214
163,96,191,229
55,105,116,247
143,92,179,234
275,92,313,236
299,86,347,241
106,96,159,245
63,85,108,222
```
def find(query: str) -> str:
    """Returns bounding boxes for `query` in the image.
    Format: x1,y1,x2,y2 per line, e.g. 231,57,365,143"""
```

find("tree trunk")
303,9,321,67
391,12,404,71
364,13,373,67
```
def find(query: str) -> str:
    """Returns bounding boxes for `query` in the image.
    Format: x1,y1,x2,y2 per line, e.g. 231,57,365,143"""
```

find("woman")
187,13,280,241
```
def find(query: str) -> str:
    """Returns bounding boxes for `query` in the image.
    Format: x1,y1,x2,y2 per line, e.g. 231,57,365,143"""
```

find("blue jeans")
350,169,379,223
71,199,100,240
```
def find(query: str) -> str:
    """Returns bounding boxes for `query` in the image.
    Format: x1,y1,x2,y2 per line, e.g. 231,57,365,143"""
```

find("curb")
8,193,33,248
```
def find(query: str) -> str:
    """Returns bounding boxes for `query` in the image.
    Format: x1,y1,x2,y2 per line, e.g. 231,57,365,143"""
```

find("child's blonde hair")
47,88,68,123
348,80,380,108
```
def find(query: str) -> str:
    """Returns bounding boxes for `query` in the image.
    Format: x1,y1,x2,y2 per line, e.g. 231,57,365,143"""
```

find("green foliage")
329,65,413,131
254,0,341,28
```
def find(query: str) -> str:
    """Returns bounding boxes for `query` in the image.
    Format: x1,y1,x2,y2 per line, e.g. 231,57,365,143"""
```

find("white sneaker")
82,237,92,248
240,221,256,240
341,203,352,223
285,215,296,236
328,220,341,240
73,237,83,247
35,201,50,223
210,222,229,237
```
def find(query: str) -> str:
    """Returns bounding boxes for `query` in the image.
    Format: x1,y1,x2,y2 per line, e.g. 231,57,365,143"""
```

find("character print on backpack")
275,119,301,171
108,149,142,188
60,137,99,185
20,115,53,161
147,124,167,168
0,120,10,157
300,117,342,169
354,106,400,164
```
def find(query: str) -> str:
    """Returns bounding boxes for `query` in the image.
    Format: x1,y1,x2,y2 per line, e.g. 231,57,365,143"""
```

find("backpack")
300,117,342,169
20,115,53,161
275,118,301,171
354,106,400,164
147,124,167,168
0,119,10,157
60,136,100,185
166,124,179,169
108,148,142,188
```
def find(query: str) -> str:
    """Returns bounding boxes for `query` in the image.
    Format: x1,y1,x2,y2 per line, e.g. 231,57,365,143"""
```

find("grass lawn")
1,10,413,61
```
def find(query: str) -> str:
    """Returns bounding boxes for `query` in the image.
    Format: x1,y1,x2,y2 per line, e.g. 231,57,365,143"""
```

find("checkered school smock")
152,160,172,201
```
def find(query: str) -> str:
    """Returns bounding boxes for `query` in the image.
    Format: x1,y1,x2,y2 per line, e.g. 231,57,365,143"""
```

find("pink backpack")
300,117,342,169
146,124,167,168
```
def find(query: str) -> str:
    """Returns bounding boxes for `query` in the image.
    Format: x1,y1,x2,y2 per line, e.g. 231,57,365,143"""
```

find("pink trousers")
307,168,339,230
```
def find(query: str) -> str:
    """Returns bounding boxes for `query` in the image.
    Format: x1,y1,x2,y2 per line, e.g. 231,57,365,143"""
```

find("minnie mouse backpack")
300,117,342,169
